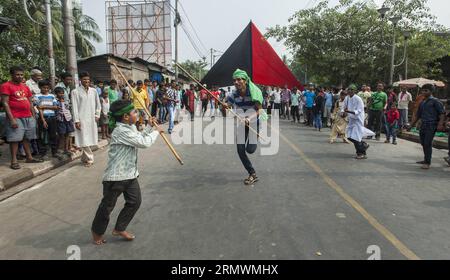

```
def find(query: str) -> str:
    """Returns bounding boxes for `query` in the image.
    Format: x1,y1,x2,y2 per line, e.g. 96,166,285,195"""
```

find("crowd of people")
260,82,450,168
1,65,449,171
0,65,239,170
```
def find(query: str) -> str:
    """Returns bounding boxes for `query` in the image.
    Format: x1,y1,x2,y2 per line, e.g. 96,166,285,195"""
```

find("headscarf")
232,69,263,105
108,103,135,129
232,69,267,121
348,84,357,91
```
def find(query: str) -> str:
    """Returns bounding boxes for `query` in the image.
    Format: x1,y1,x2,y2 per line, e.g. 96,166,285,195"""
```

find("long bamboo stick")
112,63,184,165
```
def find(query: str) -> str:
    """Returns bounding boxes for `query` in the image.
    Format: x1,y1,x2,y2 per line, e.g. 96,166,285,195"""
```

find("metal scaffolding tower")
106,0,172,66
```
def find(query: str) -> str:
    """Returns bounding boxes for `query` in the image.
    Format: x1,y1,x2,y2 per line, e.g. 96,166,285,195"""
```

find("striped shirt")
227,88,257,112
35,93,57,117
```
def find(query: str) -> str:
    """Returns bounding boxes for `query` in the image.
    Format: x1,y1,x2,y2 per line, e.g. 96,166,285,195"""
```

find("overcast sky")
80,0,450,65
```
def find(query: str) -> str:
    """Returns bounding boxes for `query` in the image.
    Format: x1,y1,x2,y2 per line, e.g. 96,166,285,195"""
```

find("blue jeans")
314,113,322,129
158,104,166,123
385,123,397,142
168,105,175,132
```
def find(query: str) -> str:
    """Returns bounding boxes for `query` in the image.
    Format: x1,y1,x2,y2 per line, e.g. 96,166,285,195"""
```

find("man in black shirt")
410,84,446,170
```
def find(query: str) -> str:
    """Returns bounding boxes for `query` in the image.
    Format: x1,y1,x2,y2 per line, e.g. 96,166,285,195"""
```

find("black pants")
272,103,281,116
349,138,368,156
202,100,208,116
368,110,383,138
268,101,274,115
38,116,58,156
305,107,314,126
419,123,437,165
151,102,158,117
291,106,300,122
91,179,142,235
237,124,259,175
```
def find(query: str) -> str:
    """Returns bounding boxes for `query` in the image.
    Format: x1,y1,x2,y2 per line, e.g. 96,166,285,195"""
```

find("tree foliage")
266,0,450,87
0,0,102,81
179,59,208,81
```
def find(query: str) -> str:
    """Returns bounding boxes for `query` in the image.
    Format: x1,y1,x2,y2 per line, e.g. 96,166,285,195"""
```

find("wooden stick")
175,62,269,143
112,63,184,165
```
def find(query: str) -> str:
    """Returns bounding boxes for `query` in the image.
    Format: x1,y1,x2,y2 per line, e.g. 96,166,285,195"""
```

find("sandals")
112,230,135,241
244,174,259,185
10,163,21,170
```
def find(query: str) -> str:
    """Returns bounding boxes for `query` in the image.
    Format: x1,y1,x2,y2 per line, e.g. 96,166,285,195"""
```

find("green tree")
0,0,102,81
266,0,450,86
179,59,208,81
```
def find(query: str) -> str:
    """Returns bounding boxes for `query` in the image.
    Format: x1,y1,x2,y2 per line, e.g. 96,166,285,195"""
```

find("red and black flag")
201,22,303,90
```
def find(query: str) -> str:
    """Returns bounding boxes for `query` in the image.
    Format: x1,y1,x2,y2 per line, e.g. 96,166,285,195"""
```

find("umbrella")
393,77,446,88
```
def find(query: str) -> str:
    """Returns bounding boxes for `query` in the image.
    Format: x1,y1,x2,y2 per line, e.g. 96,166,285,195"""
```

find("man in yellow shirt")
131,80,149,127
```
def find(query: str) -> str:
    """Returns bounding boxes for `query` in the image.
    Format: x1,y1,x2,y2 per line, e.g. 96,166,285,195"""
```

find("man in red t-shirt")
0,66,43,170
210,86,221,117
184,84,196,121
200,85,209,117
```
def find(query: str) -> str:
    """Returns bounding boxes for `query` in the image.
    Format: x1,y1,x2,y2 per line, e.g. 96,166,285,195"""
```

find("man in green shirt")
367,82,388,140
107,79,120,103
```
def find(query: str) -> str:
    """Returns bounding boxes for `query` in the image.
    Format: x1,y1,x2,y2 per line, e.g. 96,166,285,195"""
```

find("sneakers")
385,140,390,143
393,141,398,145
244,174,259,185
355,155,368,160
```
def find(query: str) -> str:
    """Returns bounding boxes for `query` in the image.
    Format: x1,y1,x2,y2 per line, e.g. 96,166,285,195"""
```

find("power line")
178,1,208,54
166,1,206,60
180,21,206,60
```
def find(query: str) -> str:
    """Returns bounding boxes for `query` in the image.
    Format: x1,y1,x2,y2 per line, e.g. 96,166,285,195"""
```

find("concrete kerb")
0,140,109,192
398,131,448,150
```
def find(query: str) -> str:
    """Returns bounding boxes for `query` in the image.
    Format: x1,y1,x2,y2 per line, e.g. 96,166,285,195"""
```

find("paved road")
0,115,449,260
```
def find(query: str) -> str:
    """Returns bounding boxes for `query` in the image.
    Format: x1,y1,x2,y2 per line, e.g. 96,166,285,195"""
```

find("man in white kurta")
341,85,370,159
71,73,101,166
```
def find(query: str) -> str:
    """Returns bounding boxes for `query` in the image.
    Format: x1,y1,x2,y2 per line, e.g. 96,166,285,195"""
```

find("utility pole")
174,0,180,83
62,0,79,86
388,16,401,86
44,0,55,88
23,0,55,87
389,29,396,85
210,48,213,68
